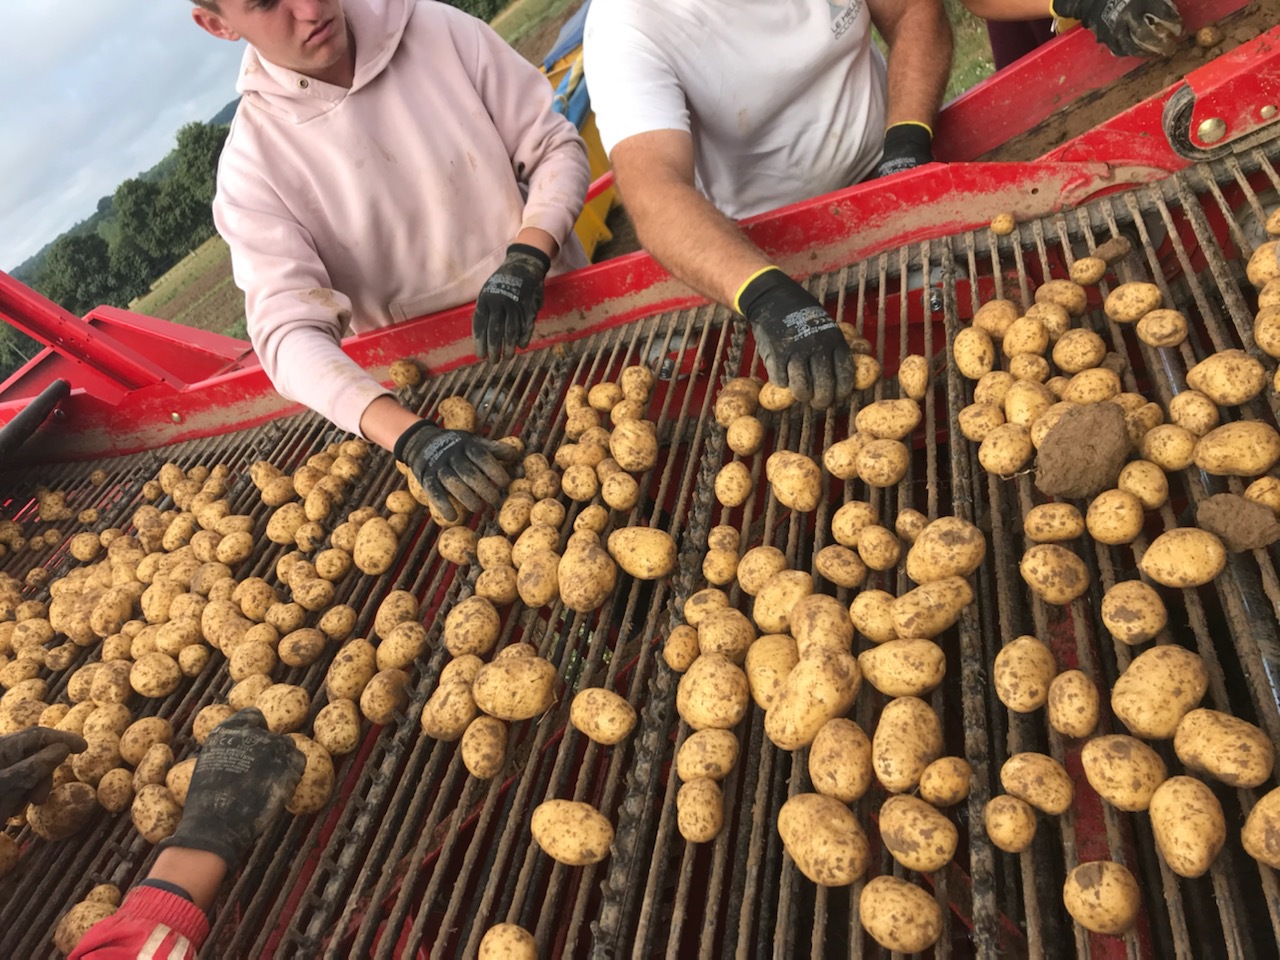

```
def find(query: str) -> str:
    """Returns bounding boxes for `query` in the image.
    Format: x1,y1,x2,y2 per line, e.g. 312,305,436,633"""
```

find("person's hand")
735,268,854,408
159,708,304,870
1053,0,1182,57
393,421,517,522
0,728,86,820
871,122,934,180
472,244,553,361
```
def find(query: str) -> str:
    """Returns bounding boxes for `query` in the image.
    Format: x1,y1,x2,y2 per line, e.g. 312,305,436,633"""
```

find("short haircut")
191,0,220,11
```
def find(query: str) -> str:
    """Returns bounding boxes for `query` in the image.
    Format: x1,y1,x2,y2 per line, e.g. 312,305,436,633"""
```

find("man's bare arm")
958,0,1053,19
610,130,771,308
868,0,953,130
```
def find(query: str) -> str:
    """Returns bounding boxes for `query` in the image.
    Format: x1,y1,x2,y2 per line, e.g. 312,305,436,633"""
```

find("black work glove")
0,728,86,821
736,267,854,409
1053,0,1182,57
159,709,304,869
394,420,518,522
872,122,934,180
472,243,552,361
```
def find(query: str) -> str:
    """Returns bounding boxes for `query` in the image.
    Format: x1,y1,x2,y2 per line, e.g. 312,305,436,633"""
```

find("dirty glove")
736,267,854,408
159,708,304,870
872,122,934,179
1052,0,1182,57
394,420,517,522
0,728,87,820
473,243,552,361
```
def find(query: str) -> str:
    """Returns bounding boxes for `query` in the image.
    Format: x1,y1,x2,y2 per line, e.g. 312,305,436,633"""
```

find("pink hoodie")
213,0,590,436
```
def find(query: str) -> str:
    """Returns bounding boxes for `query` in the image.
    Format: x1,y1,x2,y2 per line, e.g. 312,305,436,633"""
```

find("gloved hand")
735,267,854,408
394,420,518,522
0,728,87,820
872,122,934,180
159,709,304,870
1052,0,1182,57
472,243,553,361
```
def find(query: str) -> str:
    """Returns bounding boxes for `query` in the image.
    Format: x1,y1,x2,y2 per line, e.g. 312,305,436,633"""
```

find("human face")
192,0,354,87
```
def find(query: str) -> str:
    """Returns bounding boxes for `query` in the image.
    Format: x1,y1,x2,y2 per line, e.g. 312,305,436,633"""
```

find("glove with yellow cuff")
872,121,934,180
1051,0,1182,58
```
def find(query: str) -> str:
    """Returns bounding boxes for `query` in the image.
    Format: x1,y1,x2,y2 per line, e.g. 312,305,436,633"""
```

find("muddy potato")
1001,752,1073,815
919,756,972,807
1186,349,1266,406
803,717,872,803
257,684,309,735
570,688,636,746
1099,579,1166,646
420,679,477,741
1051,328,1106,374
1104,281,1162,322
606,527,676,580
813,544,867,588
993,635,1056,713
326,639,377,700
96,767,135,814
743,634,798,710
677,653,750,731
457,715,507,781
979,423,1033,476
1070,256,1107,285
609,419,658,473
472,655,557,721
954,327,995,380
530,799,613,866
1002,316,1049,358
1020,544,1089,605
1035,279,1087,317
1140,307,1192,350
1081,735,1167,811
359,669,409,725
985,795,1037,853
859,876,943,953
1048,670,1100,738
1149,776,1225,878
858,639,945,697
714,461,751,508
684,587,729,627
1111,650,1208,742
765,452,821,513
677,777,724,843
957,402,1006,443
119,717,172,767
663,624,701,673
1193,420,1280,476
1023,503,1084,543
880,794,958,873
752,570,813,634
132,783,182,843
1138,528,1226,588
698,607,756,663
849,589,898,645
28,781,97,840
444,595,500,657
872,696,942,793
1085,489,1144,546
906,516,986,583
53,900,117,955
313,699,362,756
778,793,870,886
855,399,922,441
285,734,334,815
891,577,973,640
1063,862,1142,937
1244,787,1280,868
1174,708,1274,788
132,742,173,791
1009,353,1050,383
973,298,1019,339
352,518,399,576
830,500,878,548
1117,460,1168,510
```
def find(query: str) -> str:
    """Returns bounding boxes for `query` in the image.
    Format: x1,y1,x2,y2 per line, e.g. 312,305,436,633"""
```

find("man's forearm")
622,177,771,308
882,4,953,129
960,0,1053,19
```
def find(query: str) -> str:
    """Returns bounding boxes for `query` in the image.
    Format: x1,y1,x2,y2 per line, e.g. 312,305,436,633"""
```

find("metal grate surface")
2,146,1280,959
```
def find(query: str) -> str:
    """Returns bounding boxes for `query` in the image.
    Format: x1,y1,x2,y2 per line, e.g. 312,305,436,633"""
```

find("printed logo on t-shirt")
826,0,863,39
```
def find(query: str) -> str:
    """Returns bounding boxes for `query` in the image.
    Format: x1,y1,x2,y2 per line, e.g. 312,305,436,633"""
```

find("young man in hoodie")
193,0,591,519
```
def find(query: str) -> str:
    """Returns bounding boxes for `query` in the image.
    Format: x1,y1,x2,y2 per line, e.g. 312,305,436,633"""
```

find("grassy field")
133,0,997,340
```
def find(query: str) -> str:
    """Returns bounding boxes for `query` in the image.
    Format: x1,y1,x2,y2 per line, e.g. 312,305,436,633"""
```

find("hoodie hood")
235,0,412,123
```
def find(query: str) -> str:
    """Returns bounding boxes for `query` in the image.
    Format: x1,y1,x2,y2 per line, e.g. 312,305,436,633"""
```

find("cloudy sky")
0,2,247,271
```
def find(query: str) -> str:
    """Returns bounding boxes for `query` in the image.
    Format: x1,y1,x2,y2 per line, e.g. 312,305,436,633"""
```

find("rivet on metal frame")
1196,117,1227,144
1261,105,1278,121
170,412,183,424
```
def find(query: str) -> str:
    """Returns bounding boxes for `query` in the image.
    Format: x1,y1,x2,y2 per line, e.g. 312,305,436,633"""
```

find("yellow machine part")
545,50,616,259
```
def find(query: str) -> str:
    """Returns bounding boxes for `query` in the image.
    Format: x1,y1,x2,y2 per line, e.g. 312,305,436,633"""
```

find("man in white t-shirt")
584,0,951,409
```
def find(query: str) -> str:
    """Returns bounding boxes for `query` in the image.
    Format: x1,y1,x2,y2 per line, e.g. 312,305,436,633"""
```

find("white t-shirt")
584,0,887,220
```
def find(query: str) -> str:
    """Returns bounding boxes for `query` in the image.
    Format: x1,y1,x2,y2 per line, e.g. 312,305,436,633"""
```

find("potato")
1099,580,1166,646
1144,775,1226,879
788,595,852,658
891,576,973,640
752,570,813,634
133,742,173,791
1081,735,1167,812
132,782,182,843
1250,241,1280,286
692,608,751,663
1070,255,1106,285
1085,489,1144,545
701,548,737,587
376,621,427,671
478,924,535,960
609,420,658,473
1117,460,1168,510
992,635,1056,713
312,698,362,756
858,639,945,697
1063,860,1142,936
822,435,866,479
1003,316,1050,358
359,668,409,725
1009,353,1050,383
812,544,866,589
956,403,1005,443
1244,787,1280,868
1138,528,1226,588
1174,708,1274,788
28,780,97,840
53,900,117,955
129,652,182,699
420,679,477,741
607,528,676,580
1023,503,1084,543
1186,349,1266,406
972,298,1018,339
859,877,942,953
743,634,798,710
766,452,821,512
284,733,334,815
119,717,173,767
855,399,921,441
984,795,1037,852
1035,279,1087,317
919,756,972,807
531,799,613,865
558,542,617,613
764,649,860,750
1019,544,1089,605
472,655,557,721
954,327,995,379
1193,420,1280,476
677,778,724,843
905,516,986,583
1133,307,1188,348
1062,367,1121,405
676,728,740,782
856,439,909,487
713,461,751,508
569,687,636,746
736,546,787,596
1047,670,1099,738
443,595,501,657
676,653,749,731
777,793,869,886
872,696,941,793
979,423,1033,476
352,518,399,575
1002,752,1073,815
257,684,309,735
849,590,898,644
684,588,729,627
1104,281,1162,322
1005,380,1055,429
792,718,869,806
855,524,900,572
879,794,957,872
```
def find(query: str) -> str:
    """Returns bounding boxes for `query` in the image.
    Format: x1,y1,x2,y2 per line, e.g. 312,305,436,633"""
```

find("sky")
0,2,248,271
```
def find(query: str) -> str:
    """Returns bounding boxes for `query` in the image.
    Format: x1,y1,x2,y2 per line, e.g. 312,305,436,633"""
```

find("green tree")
108,236,157,306
114,177,168,263
35,233,114,314
0,324,39,383
174,121,229,206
